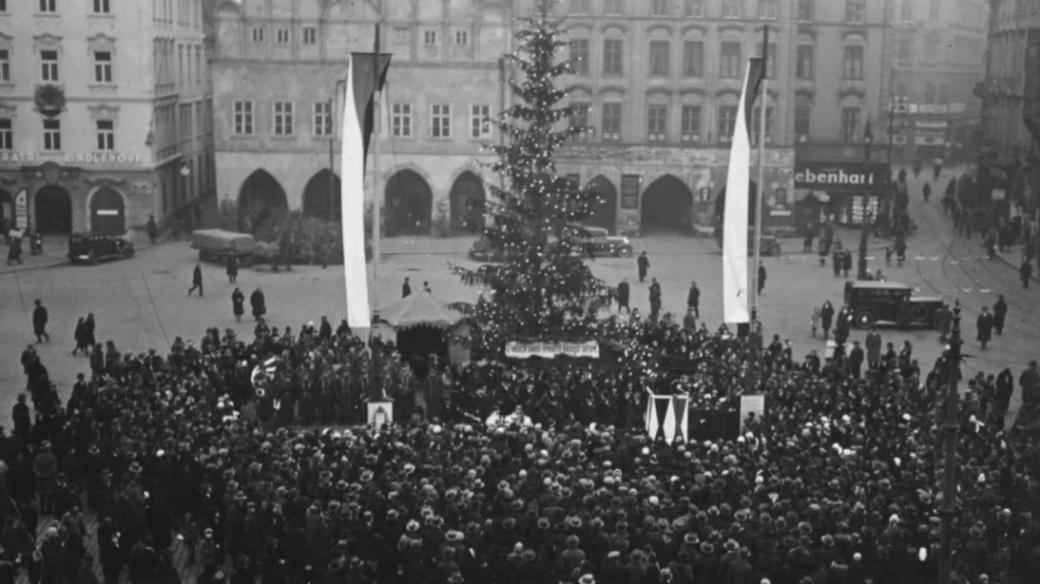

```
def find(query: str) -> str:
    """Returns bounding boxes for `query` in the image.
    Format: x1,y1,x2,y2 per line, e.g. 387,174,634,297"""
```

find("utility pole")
937,300,962,584
750,25,768,333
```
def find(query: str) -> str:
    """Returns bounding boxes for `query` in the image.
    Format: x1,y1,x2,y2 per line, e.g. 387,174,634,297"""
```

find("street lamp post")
937,300,963,584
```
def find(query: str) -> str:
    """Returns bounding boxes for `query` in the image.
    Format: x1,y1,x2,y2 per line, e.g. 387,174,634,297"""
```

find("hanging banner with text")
505,340,600,359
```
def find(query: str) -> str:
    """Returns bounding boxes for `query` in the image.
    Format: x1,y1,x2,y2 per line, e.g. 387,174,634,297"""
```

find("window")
685,0,704,17
923,82,935,102
680,105,701,142
470,104,491,139
601,103,621,140
652,0,669,16
276,29,290,44
93,0,110,14
794,99,811,138
431,104,451,138
647,104,667,142
571,0,590,13
303,27,317,45
0,118,11,150
718,105,737,141
758,0,778,19
722,0,743,19
252,28,265,44
797,0,814,21
38,0,56,13
313,101,332,136
569,39,589,75
233,101,253,135
273,101,293,136
896,39,912,62
683,41,704,77
796,45,814,79
843,46,864,79
841,106,861,143
751,106,774,144
0,49,9,83
40,50,58,82
603,39,623,76
96,119,114,151
720,42,741,78
455,30,468,45
391,103,412,138
649,41,670,77
43,119,61,150
924,34,939,61
423,30,437,45
845,0,865,24
900,0,912,21
604,0,623,15
570,101,590,132
93,51,112,83
0,0,6,12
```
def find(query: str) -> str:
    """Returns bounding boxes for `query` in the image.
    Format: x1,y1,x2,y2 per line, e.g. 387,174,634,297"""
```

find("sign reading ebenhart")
794,161,888,190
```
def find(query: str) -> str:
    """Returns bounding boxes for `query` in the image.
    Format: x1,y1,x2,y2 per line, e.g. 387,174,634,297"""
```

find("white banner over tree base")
645,393,690,444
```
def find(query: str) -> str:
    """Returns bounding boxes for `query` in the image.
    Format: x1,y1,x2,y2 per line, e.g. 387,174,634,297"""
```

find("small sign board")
367,401,394,426
739,394,765,432
620,174,641,209
14,189,27,229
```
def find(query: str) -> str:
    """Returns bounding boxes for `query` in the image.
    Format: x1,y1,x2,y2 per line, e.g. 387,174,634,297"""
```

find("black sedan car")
68,233,135,264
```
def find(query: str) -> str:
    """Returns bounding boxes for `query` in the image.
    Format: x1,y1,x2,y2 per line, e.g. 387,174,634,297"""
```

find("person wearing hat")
33,440,59,515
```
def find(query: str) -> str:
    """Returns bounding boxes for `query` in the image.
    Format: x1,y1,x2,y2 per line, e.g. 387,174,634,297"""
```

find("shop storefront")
793,160,889,227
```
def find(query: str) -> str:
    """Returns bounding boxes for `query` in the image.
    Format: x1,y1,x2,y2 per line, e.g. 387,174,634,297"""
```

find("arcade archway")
89,187,126,235
302,169,342,221
640,175,694,233
238,169,289,236
34,185,72,234
449,171,485,234
585,175,618,233
385,169,432,237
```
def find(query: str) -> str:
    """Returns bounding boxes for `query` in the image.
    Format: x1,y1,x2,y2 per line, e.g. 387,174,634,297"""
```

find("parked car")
468,232,581,263
843,280,944,328
68,233,135,264
191,229,255,264
714,228,782,256
572,224,633,257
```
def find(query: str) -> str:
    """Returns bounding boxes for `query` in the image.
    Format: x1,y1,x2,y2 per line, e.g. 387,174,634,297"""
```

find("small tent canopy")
378,291,463,330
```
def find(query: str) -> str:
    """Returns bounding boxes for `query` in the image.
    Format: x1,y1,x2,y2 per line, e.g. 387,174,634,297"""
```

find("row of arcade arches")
0,186,128,235
234,168,708,235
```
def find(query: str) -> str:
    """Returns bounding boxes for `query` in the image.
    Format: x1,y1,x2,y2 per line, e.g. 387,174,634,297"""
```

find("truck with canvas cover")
191,229,255,264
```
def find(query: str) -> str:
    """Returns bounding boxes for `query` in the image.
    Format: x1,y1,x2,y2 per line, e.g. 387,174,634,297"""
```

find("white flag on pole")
341,56,371,329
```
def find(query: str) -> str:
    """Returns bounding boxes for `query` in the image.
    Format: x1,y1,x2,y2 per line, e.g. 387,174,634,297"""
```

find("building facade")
0,0,215,237
978,0,1038,213
212,0,901,236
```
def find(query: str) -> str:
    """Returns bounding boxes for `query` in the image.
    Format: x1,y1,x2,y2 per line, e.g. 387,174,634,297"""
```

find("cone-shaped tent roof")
378,291,463,330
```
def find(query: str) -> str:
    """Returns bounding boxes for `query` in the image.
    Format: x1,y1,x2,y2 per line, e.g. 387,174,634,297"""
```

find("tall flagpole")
750,25,768,328
371,23,382,317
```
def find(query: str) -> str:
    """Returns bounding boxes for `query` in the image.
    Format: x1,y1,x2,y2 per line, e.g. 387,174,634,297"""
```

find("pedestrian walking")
423,281,432,293
648,278,662,322
146,215,158,245
922,181,931,203
865,328,882,369
83,312,96,350
894,236,907,267
757,262,766,295
820,300,835,340
402,277,412,297
616,278,630,314
72,317,88,356
231,288,245,322
935,303,952,342
933,156,943,180
848,341,864,378
1020,259,1032,289
803,225,815,253
226,255,239,284
32,299,50,343
834,305,851,345
992,295,1007,335
686,281,700,318
188,264,204,297
842,250,853,277
250,287,266,321
832,247,843,277
976,306,994,350
637,251,650,283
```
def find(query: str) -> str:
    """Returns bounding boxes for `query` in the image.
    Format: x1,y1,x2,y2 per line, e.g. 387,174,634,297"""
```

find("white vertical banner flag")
721,61,756,324
341,56,371,329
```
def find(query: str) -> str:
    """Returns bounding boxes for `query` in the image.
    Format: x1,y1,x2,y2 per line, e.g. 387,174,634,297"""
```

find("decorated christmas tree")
455,0,608,356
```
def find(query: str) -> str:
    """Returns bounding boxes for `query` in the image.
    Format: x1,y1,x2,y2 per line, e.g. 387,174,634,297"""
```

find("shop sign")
915,119,948,129
505,340,600,359
14,189,27,229
0,151,146,165
794,161,887,189
907,103,967,115
620,174,640,209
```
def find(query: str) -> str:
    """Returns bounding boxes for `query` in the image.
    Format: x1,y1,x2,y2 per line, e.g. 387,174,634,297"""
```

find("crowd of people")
0,311,1037,584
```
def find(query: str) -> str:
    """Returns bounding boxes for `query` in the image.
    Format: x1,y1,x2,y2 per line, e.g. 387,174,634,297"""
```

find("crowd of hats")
4,318,1037,584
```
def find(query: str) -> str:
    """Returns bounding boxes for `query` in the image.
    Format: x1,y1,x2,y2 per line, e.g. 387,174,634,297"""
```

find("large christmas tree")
455,0,608,355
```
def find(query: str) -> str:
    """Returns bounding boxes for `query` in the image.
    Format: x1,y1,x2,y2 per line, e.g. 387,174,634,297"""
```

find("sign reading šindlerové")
794,161,888,190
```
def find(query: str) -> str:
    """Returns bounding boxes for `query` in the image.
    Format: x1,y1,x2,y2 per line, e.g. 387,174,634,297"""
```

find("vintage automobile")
191,229,255,264
468,232,579,262
571,224,634,257
844,280,944,328
67,233,135,264
713,228,782,256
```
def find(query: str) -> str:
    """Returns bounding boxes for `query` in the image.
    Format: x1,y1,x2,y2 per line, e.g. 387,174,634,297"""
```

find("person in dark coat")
617,279,630,314
226,255,239,284
820,301,835,340
146,215,158,245
250,288,267,321
995,368,1014,418
6,237,22,265
189,264,204,297
32,299,50,343
649,278,662,322
637,252,650,283
922,181,931,202
686,281,700,318
402,277,412,298
72,317,88,356
976,306,994,350
848,341,865,379
83,313,97,349
1021,259,1032,289
231,288,245,322
12,394,31,442
757,263,766,295
992,295,1007,335
865,328,882,369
